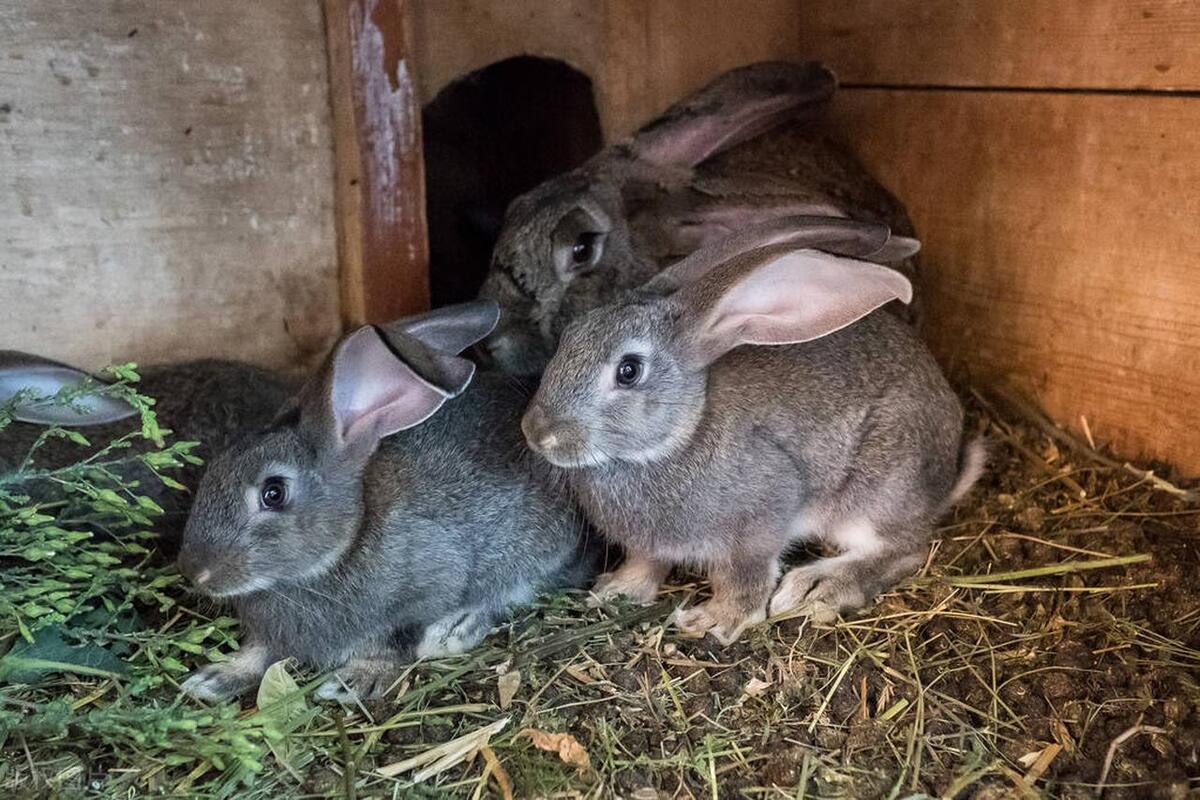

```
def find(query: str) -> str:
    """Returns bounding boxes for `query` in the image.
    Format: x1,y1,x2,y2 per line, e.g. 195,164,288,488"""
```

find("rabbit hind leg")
770,518,927,622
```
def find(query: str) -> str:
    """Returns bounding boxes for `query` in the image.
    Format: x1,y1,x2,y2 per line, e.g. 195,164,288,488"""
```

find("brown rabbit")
478,61,918,376
521,217,981,644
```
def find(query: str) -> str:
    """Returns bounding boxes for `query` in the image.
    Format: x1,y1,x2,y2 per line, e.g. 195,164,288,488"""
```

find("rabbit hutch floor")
2,389,1198,799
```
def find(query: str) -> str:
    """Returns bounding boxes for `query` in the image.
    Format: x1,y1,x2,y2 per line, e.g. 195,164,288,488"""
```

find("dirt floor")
297,390,1200,798
3,388,1199,798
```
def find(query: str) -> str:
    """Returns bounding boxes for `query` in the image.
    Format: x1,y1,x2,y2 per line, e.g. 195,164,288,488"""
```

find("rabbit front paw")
181,646,268,702
315,657,400,703
672,600,765,645
769,563,868,623
587,555,670,607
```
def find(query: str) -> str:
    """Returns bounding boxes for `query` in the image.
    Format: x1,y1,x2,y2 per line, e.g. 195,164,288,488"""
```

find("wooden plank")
324,0,429,326
796,0,1200,91
408,0,607,118
822,89,1200,473
0,1,341,371
601,0,803,138
408,0,804,141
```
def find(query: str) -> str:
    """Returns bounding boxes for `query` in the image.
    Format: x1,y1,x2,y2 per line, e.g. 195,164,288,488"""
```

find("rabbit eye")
259,476,289,511
571,232,602,266
615,355,644,388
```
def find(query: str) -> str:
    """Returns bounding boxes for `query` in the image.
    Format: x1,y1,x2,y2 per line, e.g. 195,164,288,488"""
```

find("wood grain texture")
0,1,340,371
325,0,429,326
600,0,804,137
823,89,1200,473
408,0,804,140
796,0,1200,90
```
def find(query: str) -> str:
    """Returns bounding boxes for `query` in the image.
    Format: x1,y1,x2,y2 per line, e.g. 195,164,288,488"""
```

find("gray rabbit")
521,217,982,644
479,61,919,376
0,353,291,533
176,302,594,702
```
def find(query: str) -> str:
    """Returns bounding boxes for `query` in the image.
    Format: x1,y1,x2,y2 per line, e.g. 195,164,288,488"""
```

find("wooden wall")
407,0,1200,474
324,0,431,327
797,0,1200,474
0,1,341,372
4,0,1194,473
408,0,803,140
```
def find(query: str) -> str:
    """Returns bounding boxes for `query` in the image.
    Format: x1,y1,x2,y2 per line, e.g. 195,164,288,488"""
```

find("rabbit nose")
177,547,213,587
522,404,575,453
521,404,551,450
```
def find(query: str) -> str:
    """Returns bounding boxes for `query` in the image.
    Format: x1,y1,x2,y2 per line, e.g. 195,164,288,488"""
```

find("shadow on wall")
423,56,603,307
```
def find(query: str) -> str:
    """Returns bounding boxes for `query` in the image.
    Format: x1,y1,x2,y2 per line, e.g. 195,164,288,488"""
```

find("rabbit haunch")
523,217,980,644
479,61,919,376
176,303,594,702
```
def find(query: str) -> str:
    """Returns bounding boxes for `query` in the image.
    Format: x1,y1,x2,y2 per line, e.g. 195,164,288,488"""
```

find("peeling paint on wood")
326,0,429,326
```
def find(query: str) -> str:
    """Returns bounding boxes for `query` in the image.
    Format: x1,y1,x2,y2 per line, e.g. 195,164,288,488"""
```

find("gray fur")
479,61,920,376
177,323,593,702
522,222,978,644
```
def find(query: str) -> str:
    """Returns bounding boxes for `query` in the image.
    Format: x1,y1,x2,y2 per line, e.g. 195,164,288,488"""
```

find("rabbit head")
177,302,499,598
522,217,918,468
480,61,839,375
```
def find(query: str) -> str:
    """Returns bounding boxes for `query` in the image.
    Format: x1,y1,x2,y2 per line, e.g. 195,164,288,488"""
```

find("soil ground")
309,393,1200,798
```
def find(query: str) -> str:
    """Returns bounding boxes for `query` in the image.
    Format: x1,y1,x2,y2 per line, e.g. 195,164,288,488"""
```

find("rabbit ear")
675,245,913,366
869,235,921,263
378,301,500,355
644,198,851,260
645,215,904,293
324,326,475,453
0,351,137,426
631,62,835,168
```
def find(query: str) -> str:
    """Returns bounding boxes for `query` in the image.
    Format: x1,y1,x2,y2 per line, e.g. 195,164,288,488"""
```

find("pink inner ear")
701,249,913,358
331,328,448,448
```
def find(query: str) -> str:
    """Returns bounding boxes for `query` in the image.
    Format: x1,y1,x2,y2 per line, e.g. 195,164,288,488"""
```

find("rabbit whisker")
295,581,355,612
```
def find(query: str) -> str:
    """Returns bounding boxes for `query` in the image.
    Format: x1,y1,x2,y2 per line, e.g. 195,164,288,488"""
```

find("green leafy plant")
0,366,283,794
0,365,200,648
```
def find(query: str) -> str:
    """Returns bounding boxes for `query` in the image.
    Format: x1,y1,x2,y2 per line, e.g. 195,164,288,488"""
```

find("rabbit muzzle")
521,403,595,468
177,544,254,598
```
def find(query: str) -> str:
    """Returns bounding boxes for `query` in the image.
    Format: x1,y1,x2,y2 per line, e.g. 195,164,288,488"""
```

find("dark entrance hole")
423,56,603,306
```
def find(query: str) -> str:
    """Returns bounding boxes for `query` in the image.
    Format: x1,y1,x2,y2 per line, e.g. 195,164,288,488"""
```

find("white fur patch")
416,610,486,659
947,438,987,507
180,645,269,701
827,519,885,557
788,508,820,539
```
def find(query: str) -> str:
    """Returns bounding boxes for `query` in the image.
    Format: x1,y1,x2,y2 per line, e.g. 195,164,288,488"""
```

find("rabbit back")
373,370,589,600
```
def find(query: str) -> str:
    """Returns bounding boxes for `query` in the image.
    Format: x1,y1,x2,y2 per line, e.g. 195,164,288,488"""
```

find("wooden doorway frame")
323,0,430,327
